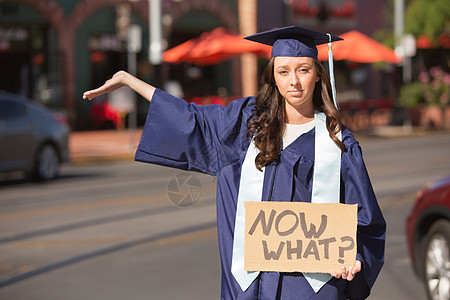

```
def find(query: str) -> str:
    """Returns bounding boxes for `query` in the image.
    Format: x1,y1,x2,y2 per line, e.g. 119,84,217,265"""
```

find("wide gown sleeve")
341,141,386,298
135,89,253,175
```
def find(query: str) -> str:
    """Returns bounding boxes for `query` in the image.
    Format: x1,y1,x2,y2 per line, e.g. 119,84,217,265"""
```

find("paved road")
360,132,450,300
0,132,449,299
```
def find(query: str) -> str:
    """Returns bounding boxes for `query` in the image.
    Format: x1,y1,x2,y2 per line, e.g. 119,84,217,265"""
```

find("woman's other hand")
331,260,362,281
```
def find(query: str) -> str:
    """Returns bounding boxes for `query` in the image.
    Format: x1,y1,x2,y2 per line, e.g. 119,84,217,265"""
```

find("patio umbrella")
163,27,271,65
317,30,402,63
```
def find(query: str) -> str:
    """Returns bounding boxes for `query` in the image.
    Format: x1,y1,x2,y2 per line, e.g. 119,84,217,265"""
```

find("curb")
356,126,449,139
70,153,136,165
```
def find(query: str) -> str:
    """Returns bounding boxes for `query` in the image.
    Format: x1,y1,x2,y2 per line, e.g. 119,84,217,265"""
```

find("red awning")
163,27,271,65
317,30,402,64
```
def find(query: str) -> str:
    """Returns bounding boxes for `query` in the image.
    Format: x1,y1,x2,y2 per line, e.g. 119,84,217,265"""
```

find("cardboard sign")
244,202,357,273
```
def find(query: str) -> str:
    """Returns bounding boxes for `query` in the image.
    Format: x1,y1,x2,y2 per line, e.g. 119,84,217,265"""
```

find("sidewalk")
69,129,143,164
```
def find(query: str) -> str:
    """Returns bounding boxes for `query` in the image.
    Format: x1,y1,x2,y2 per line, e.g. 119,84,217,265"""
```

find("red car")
406,175,450,300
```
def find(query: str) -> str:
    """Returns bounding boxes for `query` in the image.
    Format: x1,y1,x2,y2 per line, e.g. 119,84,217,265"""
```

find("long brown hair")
247,57,346,171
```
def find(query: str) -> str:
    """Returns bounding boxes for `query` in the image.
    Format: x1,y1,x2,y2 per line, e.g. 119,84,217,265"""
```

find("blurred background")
0,0,449,299
0,0,448,131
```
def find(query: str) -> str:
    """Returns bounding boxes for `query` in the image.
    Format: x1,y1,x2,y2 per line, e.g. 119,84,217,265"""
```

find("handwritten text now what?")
244,202,357,273
248,209,354,263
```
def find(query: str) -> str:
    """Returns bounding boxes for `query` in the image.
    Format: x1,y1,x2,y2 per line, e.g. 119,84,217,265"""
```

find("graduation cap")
244,25,342,58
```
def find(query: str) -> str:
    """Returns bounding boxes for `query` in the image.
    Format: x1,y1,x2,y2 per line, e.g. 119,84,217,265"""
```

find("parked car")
0,92,70,180
406,175,450,300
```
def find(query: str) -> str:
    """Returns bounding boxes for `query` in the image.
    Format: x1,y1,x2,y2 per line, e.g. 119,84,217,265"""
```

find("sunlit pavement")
69,129,142,163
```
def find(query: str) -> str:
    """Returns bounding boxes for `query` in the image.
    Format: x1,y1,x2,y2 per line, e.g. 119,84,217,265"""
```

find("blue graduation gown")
135,89,386,300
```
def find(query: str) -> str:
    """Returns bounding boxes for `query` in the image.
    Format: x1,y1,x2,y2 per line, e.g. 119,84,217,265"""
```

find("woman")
83,26,385,300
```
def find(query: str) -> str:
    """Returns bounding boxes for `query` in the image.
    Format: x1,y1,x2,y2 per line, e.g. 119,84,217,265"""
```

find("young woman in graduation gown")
84,26,385,300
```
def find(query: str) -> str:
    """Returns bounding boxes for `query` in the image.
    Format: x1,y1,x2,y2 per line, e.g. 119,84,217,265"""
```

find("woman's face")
273,56,319,120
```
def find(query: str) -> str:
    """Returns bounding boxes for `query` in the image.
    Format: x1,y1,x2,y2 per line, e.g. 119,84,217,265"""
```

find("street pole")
239,0,257,98
127,24,142,153
394,0,416,130
394,0,404,50
149,0,162,65
394,0,412,84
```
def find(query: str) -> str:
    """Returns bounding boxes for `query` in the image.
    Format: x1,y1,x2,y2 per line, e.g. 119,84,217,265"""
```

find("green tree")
373,0,396,49
405,0,450,43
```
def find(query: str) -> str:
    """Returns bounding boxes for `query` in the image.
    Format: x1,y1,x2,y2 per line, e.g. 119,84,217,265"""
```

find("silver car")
0,92,70,180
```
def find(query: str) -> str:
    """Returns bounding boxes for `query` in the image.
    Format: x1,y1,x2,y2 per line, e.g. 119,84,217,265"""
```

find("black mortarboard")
244,25,342,58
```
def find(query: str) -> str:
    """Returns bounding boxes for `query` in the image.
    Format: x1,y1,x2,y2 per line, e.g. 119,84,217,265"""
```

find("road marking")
0,196,152,222
0,263,37,277
153,227,217,247
378,192,417,210
0,185,217,222
9,228,217,250
12,237,129,248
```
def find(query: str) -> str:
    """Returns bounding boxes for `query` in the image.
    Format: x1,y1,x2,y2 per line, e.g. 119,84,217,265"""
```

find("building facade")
0,0,239,129
0,0,392,130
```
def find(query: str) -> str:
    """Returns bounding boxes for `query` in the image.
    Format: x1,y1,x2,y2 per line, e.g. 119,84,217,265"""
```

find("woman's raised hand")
82,71,129,101
82,70,156,103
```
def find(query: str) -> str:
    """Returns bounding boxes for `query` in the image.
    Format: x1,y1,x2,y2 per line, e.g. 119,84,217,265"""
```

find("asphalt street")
0,132,449,299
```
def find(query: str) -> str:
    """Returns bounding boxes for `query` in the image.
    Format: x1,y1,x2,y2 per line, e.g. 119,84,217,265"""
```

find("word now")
248,209,328,238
